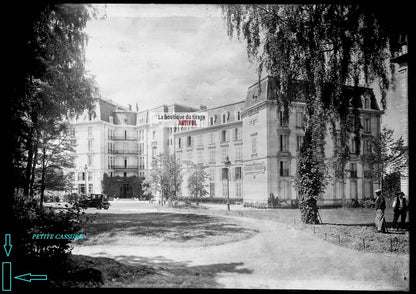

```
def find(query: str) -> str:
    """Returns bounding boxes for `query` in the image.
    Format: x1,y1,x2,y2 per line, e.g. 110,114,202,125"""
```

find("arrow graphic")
14,273,48,282
3,234,12,257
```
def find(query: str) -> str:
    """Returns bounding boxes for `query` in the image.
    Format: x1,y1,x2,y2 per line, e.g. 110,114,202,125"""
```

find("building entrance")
120,183,133,198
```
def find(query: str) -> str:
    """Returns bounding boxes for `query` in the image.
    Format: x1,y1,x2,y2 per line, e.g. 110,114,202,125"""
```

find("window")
364,98,370,109
78,172,84,181
88,172,93,181
209,168,215,181
124,158,128,168
108,157,114,169
197,151,203,164
296,112,303,128
221,130,228,143
350,138,357,154
222,181,228,197
280,161,290,177
364,117,371,133
210,183,215,197
251,136,257,154
279,110,288,127
152,131,156,140
88,139,93,152
222,147,228,162
236,111,241,121
178,138,183,149
197,134,203,146
78,184,85,194
236,182,242,197
88,155,93,166
209,149,216,162
187,136,193,147
88,126,92,137
124,172,127,177
210,116,214,126
139,143,144,155
139,157,145,169
235,146,242,161
187,150,193,162
152,147,157,158
210,132,215,144
176,152,182,162
364,139,372,154
296,135,304,151
222,168,229,180
222,113,226,123
350,163,357,178
234,127,242,141
235,167,242,180
279,134,289,152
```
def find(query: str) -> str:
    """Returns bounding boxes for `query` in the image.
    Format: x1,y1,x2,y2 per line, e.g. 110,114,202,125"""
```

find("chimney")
136,102,139,112
200,105,207,110
128,104,132,111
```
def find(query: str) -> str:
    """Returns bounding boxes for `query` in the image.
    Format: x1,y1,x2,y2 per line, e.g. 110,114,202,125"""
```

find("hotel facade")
69,76,382,205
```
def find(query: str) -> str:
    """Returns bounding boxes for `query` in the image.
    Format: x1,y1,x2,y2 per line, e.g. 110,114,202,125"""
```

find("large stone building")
70,76,382,205
391,42,408,198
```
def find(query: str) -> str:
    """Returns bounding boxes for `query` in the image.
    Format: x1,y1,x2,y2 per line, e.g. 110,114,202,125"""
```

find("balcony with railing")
112,149,139,155
113,165,139,170
113,135,138,141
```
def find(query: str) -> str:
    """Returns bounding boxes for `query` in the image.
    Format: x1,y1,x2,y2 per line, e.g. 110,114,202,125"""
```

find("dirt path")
72,211,409,290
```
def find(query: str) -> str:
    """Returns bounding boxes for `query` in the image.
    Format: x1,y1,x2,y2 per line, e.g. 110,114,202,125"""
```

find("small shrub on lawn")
176,196,243,205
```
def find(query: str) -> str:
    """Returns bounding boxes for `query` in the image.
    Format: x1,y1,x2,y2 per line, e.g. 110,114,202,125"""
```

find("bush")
243,201,268,209
359,199,375,208
12,195,93,263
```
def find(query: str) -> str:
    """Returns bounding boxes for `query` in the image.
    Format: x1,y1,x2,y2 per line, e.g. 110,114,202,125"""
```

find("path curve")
73,210,409,290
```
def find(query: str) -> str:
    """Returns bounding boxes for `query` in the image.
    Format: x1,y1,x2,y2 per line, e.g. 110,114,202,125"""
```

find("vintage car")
79,193,110,210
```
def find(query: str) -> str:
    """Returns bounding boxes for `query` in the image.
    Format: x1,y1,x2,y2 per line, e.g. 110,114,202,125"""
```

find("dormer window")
252,94,257,101
364,97,370,109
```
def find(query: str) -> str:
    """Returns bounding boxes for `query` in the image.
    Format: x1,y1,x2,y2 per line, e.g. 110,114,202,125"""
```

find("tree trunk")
40,147,46,208
23,127,34,197
29,133,39,198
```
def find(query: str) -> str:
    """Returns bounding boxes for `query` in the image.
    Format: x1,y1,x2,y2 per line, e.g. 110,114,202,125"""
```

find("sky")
84,4,404,140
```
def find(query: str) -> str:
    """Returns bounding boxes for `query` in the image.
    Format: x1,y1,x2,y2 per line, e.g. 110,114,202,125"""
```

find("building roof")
245,76,379,111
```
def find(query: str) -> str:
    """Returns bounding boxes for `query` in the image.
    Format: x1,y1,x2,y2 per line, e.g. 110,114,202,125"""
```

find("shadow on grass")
107,254,253,288
78,212,257,245
14,254,253,288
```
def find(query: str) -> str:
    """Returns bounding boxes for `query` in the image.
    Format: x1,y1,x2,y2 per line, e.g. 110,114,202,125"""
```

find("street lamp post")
224,156,231,211
84,164,88,196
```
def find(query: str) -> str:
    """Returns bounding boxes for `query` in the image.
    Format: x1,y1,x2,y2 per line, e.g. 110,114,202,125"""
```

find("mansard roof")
245,76,380,111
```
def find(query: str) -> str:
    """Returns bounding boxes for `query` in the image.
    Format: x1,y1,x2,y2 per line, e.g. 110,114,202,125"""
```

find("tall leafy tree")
6,4,99,201
221,4,406,222
146,154,183,205
361,127,408,193
187,163,209,205
34,121,76,206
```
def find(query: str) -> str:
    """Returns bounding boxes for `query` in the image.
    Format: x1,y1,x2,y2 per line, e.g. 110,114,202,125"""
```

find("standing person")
374,189,387,233
392,191,407,230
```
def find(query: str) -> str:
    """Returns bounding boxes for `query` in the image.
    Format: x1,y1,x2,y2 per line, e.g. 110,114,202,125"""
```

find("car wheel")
104,205,109,210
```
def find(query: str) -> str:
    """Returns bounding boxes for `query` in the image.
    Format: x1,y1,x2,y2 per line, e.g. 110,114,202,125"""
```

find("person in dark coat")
374,189,387,233
392,191,407,230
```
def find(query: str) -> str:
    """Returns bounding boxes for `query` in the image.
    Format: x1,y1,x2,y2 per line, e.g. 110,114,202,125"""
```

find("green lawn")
160,204,409,255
